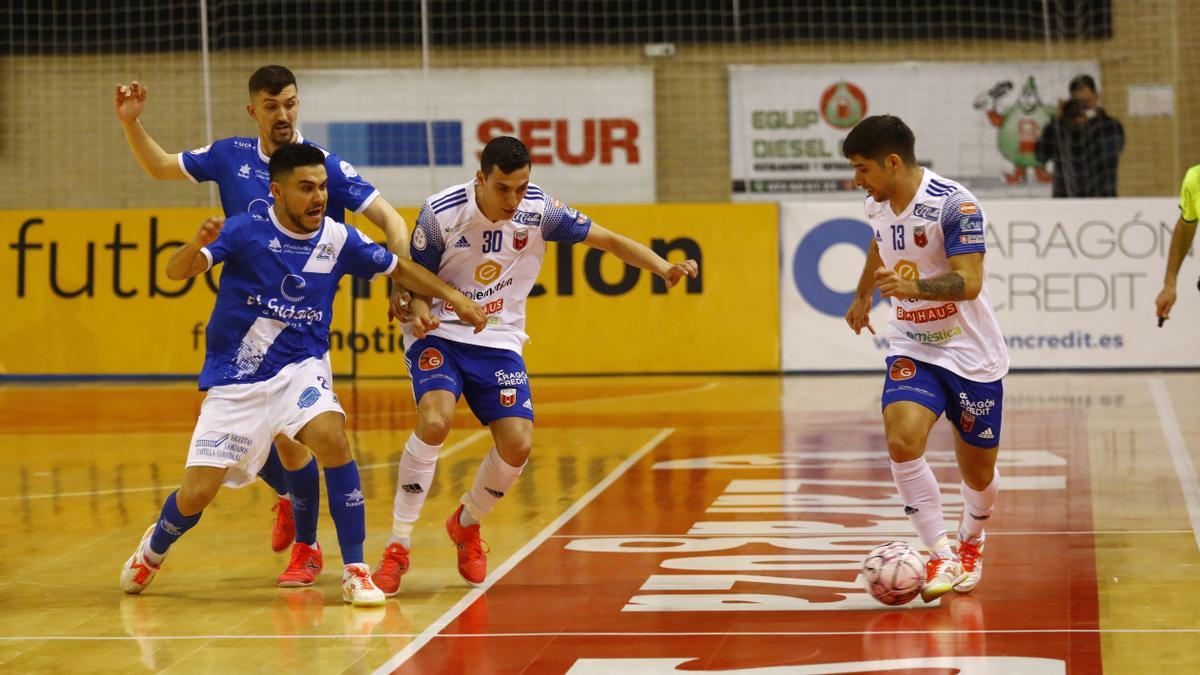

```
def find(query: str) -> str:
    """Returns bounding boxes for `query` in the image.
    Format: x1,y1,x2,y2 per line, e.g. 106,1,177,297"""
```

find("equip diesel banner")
781,198,1198,371
1,204,778,378
297,68,655,205
730,61,1099,200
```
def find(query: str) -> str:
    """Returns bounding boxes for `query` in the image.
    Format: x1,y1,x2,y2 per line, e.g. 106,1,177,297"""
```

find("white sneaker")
920,555,966,603
120,524,163,594
955,538,984,593
342,563,385,607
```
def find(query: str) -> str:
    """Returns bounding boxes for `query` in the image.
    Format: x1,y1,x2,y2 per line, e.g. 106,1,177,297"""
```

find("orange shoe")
446,505,489,585
277,541,323,587
120,524,163,594
955,539,984,593
271,498,295,553
372,542,411,597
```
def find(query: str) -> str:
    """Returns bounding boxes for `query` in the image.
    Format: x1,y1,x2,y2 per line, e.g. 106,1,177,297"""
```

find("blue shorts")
881,355,1003,448
404,335,534,425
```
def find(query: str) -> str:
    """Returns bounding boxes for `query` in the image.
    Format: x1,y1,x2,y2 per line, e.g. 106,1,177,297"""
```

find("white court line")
1149,377,1200,553
371,427,676,675
546,529,1196,538
8,627,1199,642
0,430,492,502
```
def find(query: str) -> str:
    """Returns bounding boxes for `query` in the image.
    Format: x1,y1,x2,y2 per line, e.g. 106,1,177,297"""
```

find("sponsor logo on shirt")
889,357,917,381
904,326,963,344
959,213,984,233
874,229,883,242
896,302,958,323
913,204,940,221
960,234,985,245
512,211,542,226
418,347,444,371
280,274,307,302
483,298,504,315
233,140,254,149
268,237,283,253
494,369,528,386
245,294,325,325
513,229,528,251
959,202,979,215
455,236,470,249
893,259,920,281
474,260,502,284
499,388,517,407
238,164,251,179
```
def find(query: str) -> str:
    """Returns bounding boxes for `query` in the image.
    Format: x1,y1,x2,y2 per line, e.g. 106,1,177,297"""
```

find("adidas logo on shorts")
978,428,994,439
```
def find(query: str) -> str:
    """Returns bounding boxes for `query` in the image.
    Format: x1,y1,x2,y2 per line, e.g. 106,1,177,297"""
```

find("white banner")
730,62,1099,201
781,198,1199,370
297,68,655,205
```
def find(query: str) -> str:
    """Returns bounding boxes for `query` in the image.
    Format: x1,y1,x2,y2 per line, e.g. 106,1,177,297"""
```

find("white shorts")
185,357,345,488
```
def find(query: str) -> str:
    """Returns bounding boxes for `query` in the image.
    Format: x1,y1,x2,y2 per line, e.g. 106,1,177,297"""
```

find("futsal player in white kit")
842,115,1009,602
370,136,699,595
118,143,485,605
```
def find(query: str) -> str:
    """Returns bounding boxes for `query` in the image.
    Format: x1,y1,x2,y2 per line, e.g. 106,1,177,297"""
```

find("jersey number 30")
483,230,503,253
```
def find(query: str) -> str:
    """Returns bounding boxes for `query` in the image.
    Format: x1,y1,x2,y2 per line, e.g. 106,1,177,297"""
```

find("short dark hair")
269,143,325,182
841,115,917,166
249,65,297,97
1069,74,1097,94
480,136,531,176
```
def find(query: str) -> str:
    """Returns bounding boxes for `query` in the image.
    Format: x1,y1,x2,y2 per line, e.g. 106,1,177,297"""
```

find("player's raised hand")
661,259,699,288
114,81,148,123
1155,284,1177,323
193,216,224,247
844,294,875,335
874,266,915,299
449,295,488,333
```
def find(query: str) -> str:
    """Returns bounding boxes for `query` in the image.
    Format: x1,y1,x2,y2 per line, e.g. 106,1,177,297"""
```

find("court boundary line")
370,427,676,675
6,627,1200,642
546,529,1196,538
1149,377,1200,552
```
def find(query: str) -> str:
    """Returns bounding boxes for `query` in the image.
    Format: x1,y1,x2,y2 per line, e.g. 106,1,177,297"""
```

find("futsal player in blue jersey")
118,143,486,604
115,65,411,554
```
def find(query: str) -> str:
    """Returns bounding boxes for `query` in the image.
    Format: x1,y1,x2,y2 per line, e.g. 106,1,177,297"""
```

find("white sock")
460,447,525,525
958,467,999,546
141,542,165,566
891,457,952,559
391,433,442,540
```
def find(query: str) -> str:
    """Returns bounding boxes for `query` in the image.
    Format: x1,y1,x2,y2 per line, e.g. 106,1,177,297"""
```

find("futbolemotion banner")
729,62,1099,200
781,198,1198,371
297,68,656,206
1,204,778,378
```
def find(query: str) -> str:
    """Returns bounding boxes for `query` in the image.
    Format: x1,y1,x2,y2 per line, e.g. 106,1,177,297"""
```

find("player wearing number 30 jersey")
370,136,699,597
843,116,1009,603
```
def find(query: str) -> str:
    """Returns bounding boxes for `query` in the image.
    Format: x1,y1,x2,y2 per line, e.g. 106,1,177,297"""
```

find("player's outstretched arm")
583,223,698,288
1156,216,1198,321
389,260,487,332
166,217,224,280
361,196,414,321
845,240,881,335
114,81,187,180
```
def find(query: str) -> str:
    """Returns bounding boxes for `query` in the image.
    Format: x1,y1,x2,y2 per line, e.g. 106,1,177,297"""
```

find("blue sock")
148,491,202,556
285,458,320,546
257,445,289,497
323,461,366,565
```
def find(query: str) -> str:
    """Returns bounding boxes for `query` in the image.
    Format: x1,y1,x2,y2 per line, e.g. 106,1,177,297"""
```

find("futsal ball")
861,541,925,606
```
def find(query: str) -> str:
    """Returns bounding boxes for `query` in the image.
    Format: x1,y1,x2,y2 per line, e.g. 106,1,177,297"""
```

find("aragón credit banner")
781,198,1198,370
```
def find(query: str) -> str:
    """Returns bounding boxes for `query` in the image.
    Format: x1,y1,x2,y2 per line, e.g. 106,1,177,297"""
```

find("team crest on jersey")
499,388,517,407
417,348,444,371
889,358,917,381
513,229,529,251
960,410,976,433
315,243,335,260
412,227,427,251
339,160,359,178
913,225,928,247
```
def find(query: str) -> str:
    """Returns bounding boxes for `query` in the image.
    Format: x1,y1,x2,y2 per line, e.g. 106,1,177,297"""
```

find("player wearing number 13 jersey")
370,136,699,596
843,116,1009,603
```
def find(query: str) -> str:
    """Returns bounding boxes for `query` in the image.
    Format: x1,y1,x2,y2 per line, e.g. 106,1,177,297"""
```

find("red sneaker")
372,542,411,597
445,505,489,585
271,498,295,553
277,542,323,587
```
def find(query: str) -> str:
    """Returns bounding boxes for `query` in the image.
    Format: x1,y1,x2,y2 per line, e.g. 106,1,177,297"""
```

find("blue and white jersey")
407,181,592,353
865,169,1009,382
180,130,380,219
197,205,398,390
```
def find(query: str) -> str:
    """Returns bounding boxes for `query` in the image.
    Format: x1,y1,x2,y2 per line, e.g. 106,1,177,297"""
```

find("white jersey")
407,181,592,353
865,169,1009,382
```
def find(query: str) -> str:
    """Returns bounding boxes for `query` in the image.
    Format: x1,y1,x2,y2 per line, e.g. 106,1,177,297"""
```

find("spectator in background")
1070,74,1125,196
1036,98,1093,197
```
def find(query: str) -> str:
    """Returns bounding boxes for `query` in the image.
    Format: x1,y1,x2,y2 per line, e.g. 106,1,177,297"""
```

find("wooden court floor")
0,372,1197,674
